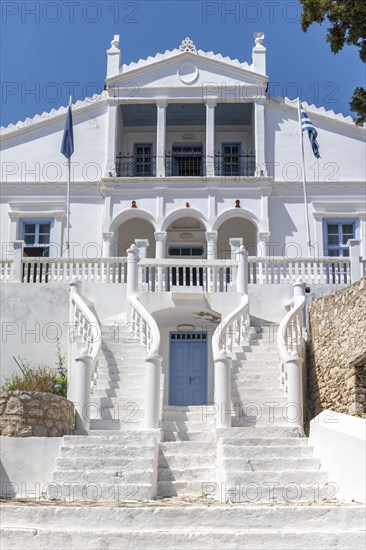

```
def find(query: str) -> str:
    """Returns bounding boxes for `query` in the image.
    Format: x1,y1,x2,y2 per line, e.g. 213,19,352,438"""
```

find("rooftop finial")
179,37,197,53
254,32,265,47
111,35,120,50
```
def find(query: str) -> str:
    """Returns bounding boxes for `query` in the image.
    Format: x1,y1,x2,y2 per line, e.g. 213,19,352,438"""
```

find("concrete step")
53,468,154,485
59,444,154,458
221,444,314,458
162,409,217,421
158,466,216,482
160,441,216,454
3,504,364,533
88,419,144,430
157,480,215,497
221,457,321,471
91,391,146,401
158,454,216,469
63,434,156,445
163,431,216,442
221,469,329,486
218,484,336,504
47,482,152,502
95,372,145,382
218,426,303,438
162,420,216,432
5,527,363,550
56,457,154,470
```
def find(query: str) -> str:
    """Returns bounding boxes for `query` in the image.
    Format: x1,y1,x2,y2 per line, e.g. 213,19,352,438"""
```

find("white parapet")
309,409,366,503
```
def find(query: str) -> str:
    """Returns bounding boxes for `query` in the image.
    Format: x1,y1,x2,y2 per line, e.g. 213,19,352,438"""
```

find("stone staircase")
48,321,161,502
218,322,332,503
48,433,158,502
157,406,217,498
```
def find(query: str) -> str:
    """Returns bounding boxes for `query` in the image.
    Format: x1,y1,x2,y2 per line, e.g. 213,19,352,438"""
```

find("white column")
347,239,362,283
206,101,217,177
102,232,115,257
214,352,232,428
155,231,167,291
126,244,139,296
135,238,149,290
105,100,118,177
74,349,93,432
286,351,303,428
144,355,163,429
236,245,248,294
229,237,243,290
156,100,167,177
206,231,218,292
7,240,24,283
254,98,267,177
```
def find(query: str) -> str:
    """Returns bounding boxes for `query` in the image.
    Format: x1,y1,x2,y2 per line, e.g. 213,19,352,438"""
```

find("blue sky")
1,0,363,126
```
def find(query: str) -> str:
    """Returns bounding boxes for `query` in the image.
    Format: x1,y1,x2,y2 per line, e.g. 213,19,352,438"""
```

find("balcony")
115,151,256,178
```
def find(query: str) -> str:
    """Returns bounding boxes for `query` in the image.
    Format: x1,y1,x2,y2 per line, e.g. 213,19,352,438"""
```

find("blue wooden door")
169,333,207,406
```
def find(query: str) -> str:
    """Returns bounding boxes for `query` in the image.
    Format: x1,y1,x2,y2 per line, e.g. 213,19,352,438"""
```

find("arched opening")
166,216,207,259
217,217,257,259
117,218,156,258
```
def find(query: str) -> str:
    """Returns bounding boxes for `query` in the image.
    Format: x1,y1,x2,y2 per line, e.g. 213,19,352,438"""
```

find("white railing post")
230,238,243,290
126,243,140,296
293,277,306,326
74,349,93,431
68,279,82,403
347,239,362,283
206,231,218,292
214,351,232,428
135,239,149,290
144,355,163,429
236,245,248,294
155,232,167,292
7,241,24,282
286,350,303,427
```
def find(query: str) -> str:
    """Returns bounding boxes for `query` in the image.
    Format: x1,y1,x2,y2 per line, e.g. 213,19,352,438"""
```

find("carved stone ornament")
179,37,197,54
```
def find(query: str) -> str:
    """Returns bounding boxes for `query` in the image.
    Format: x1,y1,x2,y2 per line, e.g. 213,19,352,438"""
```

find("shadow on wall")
0,461,15,498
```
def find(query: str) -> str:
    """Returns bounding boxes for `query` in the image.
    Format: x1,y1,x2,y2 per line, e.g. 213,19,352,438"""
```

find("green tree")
300,0,366,125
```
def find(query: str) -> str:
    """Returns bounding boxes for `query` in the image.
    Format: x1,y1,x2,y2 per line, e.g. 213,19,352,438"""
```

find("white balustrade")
277,278,307,428
212,246,250,428
68,279,102,431
0,260,12,282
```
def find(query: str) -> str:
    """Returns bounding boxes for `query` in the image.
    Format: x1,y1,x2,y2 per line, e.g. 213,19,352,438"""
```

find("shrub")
1,342,67,398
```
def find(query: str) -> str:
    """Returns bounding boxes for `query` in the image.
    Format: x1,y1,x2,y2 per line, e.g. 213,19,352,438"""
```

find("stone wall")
307,278,366,421
0,391,74,437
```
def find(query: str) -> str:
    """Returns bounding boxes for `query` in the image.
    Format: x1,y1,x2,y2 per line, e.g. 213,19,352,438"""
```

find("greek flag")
301,105,320,159
61,104,74,159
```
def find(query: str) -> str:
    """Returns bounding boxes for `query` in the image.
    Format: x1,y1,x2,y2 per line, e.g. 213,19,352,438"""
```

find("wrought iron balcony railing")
116,153,156,178
214,151,256,177
165,152,205,177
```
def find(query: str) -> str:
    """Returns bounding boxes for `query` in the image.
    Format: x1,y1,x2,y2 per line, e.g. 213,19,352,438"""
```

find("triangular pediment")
107,49,267,95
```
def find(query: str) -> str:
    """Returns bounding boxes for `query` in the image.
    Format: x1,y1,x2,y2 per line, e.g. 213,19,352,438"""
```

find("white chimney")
106,35,121,79
252,32,266,75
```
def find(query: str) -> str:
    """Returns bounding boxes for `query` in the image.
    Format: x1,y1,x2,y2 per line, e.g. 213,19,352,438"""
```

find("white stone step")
88,419,144,430
59,444,154,458
157,480,214,497
163,409,216,421
53,468,154,485
56,457,154,470
158,466,216,482
221,444,314,458
218,426,303,438
5,527,363,550
221,469,328,485
163,431,216,442
221,457,321,471
158,454,216,469
47,482,152,502
63,434,156,445
162,420,216,432
160,441,216,455
3,504,364,533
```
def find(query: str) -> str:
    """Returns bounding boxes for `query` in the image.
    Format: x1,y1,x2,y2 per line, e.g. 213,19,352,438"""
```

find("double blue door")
169,333,208,406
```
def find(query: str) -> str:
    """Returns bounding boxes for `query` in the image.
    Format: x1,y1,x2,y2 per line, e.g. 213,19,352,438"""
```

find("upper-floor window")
134,143,153,176
169,145,204,177
21,220,51,257
169,246,204,257
324,221,355,257
222,143,241,176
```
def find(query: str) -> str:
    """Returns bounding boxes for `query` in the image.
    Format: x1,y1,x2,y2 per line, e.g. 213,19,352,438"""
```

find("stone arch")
214,210,259,258
110,210,157,258
161,208,208,233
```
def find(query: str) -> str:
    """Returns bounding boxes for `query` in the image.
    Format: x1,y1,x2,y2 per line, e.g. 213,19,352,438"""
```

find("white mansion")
0,34,365,545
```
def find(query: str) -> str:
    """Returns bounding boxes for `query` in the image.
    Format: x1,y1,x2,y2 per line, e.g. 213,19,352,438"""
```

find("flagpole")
297,98,312,254
66,96,72,258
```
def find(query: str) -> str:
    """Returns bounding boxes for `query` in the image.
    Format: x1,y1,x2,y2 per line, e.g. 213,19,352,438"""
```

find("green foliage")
1,342,68,398
299,0,366,125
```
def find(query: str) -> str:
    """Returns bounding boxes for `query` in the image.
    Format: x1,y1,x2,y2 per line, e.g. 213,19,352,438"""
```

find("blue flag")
301,105,320,159
61,105,74,159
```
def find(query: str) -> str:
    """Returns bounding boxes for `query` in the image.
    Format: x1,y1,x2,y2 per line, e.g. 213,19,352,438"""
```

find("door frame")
168,331,208,406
